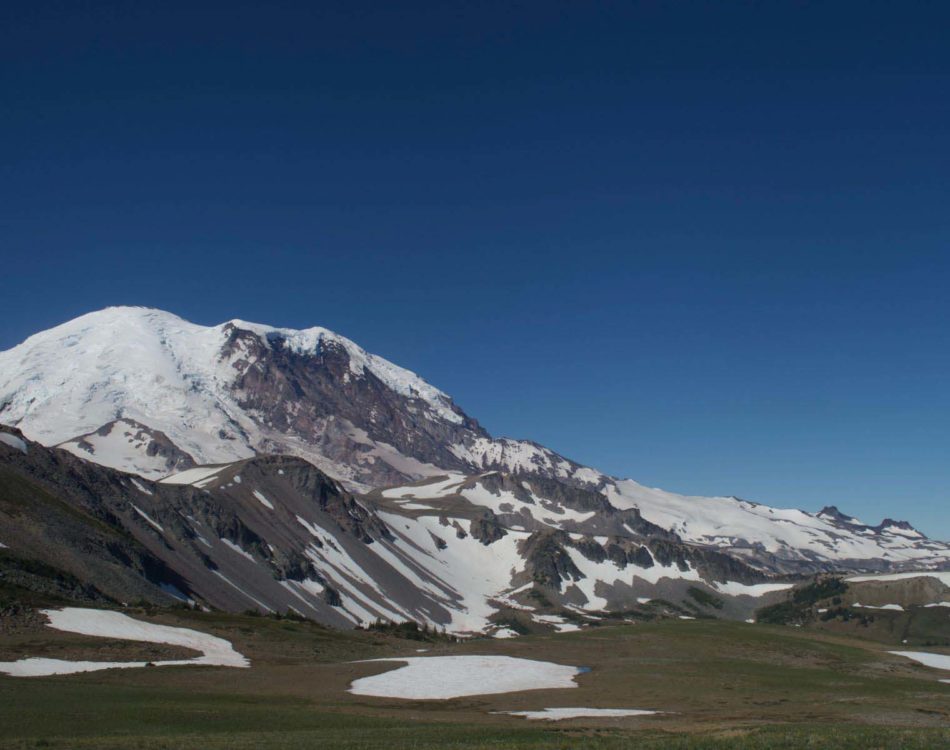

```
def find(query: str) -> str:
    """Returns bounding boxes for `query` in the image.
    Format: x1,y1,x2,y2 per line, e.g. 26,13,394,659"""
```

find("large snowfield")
349,654,582,699
0,608,249,677
888,650,950,672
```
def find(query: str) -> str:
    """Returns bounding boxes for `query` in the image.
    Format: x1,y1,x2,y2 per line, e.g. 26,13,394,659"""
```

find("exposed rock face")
469,511,508,545
523,531,585,588
221,324,488,481
0,428,192,607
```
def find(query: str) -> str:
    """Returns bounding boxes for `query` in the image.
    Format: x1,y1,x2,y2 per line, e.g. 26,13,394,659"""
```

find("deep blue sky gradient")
2,2,949,537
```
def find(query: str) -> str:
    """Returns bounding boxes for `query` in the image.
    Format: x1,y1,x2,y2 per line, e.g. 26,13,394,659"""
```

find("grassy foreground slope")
0,606,947,749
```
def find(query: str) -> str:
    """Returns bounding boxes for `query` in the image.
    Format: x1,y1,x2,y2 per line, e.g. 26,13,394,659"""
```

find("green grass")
686,587,723,610
1,609,948,749
0,679,946,750
0,694,946,750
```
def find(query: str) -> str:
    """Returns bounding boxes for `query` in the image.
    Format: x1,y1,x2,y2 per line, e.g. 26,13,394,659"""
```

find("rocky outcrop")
523,530,584,589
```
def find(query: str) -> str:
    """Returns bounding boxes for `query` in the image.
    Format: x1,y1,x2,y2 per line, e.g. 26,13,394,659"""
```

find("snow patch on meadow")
532,614,581,633
889,650,950,671
349,655,581,699
853,602,904,611
0,608,248,677
502,707,658,720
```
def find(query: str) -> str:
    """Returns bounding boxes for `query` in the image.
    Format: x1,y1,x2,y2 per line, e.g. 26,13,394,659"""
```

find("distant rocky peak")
817,505,860,524
874,518,922,537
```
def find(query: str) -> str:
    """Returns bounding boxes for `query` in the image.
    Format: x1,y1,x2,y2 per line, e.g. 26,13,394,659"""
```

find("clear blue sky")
2,2,948,538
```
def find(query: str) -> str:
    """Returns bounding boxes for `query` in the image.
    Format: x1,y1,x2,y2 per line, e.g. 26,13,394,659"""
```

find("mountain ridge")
0,306,946,627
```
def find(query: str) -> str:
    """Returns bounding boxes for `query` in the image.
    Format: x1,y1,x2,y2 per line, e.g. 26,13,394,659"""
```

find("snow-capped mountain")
0,307,584,490
0,305,946,618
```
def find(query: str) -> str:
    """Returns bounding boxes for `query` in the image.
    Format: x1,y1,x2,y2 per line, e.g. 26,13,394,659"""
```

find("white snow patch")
450,438,575,479
444,480,596,530
852,602,904,611
880,525,923,539
502,707,658,721
923,602,950,608
296,516,323,537
492,628,521,639
382,474,467,499
130,478,153,495
712,581,795,597
888,651,950,671
349,655,581,699
252,490,274,510
279,579,324,612
0,607,248,677
220,538,256,562
532,614,581,633
571,466,606,485
160,465,228,488
131,504,163,532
